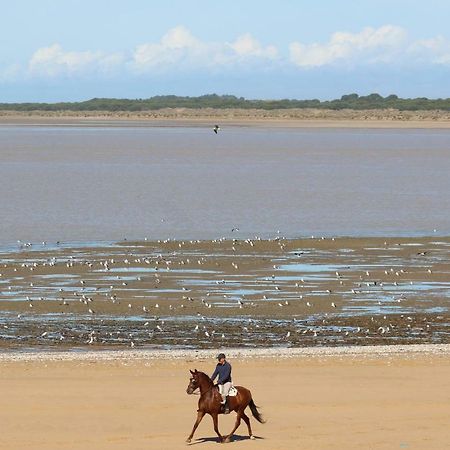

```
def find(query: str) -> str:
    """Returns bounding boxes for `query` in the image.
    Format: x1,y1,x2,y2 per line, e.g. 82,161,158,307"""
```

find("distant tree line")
1,93,449,111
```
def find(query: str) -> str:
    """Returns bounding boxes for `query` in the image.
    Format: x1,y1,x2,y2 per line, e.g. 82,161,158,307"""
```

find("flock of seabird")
0,236,448,348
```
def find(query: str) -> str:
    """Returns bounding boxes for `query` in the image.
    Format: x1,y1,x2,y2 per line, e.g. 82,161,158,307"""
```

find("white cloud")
130,26,277,72
228,33,278,58
28,44,124,77
161,26,200,50
408,36,450,65
3,25,448,83
131,26,206,71
289,25,407,67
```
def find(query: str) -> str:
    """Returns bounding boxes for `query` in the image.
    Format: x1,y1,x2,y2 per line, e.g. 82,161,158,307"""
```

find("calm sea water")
1,124,450,244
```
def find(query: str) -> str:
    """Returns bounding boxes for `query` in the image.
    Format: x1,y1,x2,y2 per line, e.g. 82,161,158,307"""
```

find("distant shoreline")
1,108,450,128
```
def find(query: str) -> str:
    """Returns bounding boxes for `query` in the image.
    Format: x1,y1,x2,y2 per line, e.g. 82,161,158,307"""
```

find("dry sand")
1,345,449,450
1,108,450,128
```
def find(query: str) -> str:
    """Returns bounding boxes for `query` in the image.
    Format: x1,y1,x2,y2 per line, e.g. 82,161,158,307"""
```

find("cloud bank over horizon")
1,24,450,101
19,25,450,76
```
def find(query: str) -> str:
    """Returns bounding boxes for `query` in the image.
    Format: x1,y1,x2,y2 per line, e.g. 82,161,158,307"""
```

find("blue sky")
1,0,449,102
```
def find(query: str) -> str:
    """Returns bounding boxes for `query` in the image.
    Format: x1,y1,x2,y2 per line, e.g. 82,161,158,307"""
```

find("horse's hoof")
250,435,256,440
186,438,192,443
223,436,231,443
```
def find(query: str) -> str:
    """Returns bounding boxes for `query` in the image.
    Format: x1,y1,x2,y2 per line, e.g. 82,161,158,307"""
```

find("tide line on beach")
1,343,450,363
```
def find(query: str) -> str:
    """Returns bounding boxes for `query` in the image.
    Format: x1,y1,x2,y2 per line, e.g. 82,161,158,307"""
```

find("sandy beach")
4,2,450,449
1,345,449,450
1,112,449,450
1,109,450,128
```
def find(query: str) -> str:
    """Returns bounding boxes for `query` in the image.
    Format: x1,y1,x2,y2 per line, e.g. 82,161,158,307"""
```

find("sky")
1,0,450,102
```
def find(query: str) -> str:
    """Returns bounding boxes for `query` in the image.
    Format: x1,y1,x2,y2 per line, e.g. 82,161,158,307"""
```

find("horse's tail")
249,399,266,424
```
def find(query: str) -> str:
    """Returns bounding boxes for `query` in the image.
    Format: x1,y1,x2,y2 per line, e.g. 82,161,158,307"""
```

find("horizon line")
1,92,450,106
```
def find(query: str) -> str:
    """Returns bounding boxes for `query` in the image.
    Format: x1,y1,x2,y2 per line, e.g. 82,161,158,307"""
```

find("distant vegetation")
1,93,449,111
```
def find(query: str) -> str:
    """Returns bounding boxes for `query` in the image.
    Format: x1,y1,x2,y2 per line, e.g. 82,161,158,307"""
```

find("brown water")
1,123,450,244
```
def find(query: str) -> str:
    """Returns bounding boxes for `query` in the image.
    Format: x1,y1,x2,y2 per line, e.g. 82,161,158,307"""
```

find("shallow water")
1,124,450,244
0,237,449,349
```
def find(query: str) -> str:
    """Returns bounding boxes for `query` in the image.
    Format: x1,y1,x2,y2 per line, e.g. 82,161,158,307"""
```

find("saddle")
228,386,238,397
214,385,238,397
214,385,238,414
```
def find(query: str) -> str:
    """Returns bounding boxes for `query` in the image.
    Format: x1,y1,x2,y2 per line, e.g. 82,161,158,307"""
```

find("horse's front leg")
211,412,223,443
186,410,205,443
223,410,242,443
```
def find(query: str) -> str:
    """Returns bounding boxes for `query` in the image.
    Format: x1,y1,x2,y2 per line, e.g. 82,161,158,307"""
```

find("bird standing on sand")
213,125,220,134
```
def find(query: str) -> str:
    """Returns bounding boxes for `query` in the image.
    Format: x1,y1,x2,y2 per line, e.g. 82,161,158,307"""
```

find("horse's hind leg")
242,411,254,439
186,410,205,443
211,412,223,443
223,411,243,443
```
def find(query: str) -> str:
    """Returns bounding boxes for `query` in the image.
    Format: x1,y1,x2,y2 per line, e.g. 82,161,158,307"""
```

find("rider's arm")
211,367,218,381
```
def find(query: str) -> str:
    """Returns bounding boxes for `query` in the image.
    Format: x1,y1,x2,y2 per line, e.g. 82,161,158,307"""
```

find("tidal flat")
1,236,449,350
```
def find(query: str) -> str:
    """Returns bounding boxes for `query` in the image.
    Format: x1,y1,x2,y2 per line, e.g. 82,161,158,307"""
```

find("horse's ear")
190,369,194,375
194,369,198,373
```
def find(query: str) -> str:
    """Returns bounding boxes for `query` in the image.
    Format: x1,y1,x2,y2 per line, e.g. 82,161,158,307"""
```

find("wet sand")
0,345,449,449
1,237,449,349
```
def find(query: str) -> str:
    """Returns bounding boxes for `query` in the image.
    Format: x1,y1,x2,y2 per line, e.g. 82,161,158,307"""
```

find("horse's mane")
194,371,214,386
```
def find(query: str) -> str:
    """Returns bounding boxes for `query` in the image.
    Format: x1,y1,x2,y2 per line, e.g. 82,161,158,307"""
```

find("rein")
191,378,216,397
198,384,215,396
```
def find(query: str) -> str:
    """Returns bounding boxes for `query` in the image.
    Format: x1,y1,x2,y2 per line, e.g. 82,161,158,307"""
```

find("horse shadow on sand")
188,435,264,445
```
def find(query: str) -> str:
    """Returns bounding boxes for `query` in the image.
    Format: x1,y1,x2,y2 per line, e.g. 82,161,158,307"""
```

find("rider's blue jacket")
211,361,232,385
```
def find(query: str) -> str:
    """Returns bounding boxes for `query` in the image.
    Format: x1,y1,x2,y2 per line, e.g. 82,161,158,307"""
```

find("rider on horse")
211,353,232,414
186,363,265,443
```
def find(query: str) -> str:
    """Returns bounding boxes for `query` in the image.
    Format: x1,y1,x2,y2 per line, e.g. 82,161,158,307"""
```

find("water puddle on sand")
0,237,449,349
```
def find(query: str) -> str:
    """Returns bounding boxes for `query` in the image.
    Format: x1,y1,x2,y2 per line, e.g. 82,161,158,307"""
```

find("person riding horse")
186,364,265,443
211,353,232,414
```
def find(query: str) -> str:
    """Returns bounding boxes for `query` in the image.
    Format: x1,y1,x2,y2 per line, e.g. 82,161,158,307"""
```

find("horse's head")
186,369,200,394
187,369,214,394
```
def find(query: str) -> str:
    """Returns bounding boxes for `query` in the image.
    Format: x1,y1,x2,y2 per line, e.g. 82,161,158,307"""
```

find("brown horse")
186,369,265,443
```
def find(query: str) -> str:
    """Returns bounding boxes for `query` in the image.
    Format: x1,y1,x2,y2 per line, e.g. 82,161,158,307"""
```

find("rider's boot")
221,396,230,414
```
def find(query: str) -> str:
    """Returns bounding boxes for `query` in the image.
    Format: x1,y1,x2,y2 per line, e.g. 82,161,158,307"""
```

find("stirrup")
222,402,230,414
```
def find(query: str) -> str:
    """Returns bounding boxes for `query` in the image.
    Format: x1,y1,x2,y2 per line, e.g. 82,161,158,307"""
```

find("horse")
186,369,265,443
